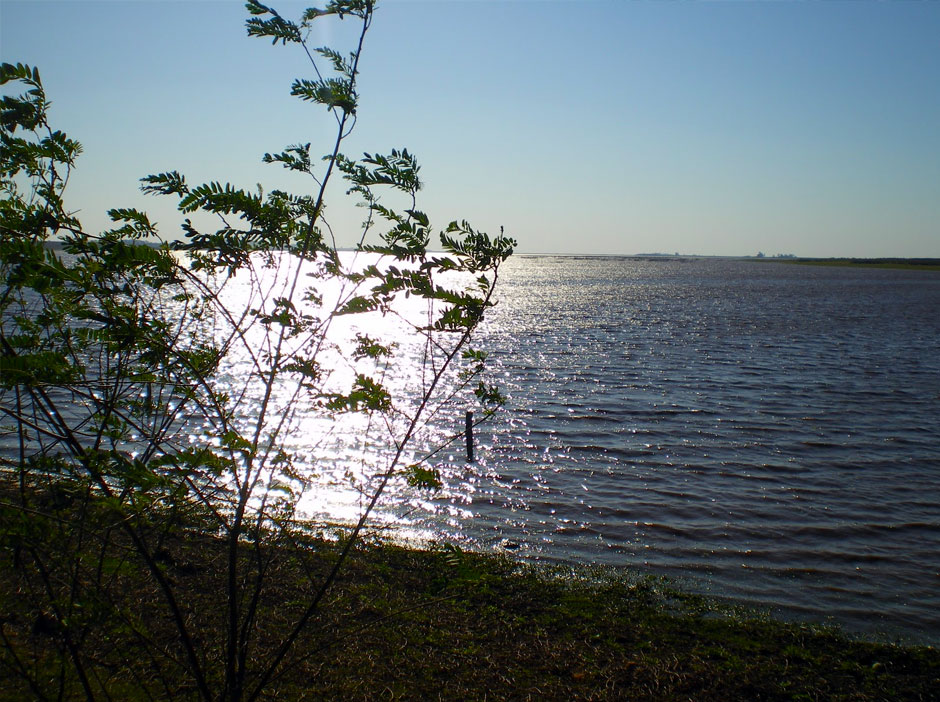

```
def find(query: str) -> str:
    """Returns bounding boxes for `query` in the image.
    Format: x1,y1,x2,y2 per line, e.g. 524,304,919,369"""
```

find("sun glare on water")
184,249,484,540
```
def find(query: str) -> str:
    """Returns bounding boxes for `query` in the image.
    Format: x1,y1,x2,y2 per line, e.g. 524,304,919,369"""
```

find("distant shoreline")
768,257,940,271
515,252,940,270
40,241,940,271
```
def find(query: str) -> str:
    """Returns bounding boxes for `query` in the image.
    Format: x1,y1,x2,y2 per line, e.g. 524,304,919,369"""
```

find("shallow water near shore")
388,256,940,644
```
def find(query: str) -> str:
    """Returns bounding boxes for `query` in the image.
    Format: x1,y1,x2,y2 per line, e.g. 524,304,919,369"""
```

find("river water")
7,253,938,643
393,256,940,643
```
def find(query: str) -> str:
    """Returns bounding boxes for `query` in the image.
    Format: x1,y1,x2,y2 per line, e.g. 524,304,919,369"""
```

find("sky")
2,0,939,258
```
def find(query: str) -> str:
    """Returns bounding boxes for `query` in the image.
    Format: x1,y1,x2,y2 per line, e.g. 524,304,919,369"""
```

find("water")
405,257,940,643
6,252,939,643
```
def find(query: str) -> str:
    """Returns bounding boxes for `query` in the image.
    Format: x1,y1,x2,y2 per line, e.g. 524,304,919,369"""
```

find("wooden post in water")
465,410,474,462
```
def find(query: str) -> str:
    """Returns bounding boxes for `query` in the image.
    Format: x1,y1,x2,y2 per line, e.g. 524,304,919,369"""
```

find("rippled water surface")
11,254,937,642
399,257,940,643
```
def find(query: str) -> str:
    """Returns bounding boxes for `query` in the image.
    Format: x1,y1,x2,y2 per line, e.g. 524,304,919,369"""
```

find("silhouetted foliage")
0,2,513,699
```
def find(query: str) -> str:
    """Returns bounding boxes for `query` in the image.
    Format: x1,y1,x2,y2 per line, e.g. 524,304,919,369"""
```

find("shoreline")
3,477,938,700
356,524,940,649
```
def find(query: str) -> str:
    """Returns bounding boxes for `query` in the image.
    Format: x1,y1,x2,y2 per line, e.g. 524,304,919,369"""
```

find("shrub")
0,2,513,699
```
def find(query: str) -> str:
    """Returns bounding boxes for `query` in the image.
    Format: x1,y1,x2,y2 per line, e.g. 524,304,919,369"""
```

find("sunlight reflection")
181,249,487,542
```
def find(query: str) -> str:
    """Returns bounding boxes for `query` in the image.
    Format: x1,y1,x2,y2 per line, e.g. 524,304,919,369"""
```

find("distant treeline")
781,257,940,271
814,258,939,265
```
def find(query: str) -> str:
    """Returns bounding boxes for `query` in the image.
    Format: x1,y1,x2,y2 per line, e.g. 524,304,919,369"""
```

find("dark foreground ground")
2,481,938,701
234,542,940,701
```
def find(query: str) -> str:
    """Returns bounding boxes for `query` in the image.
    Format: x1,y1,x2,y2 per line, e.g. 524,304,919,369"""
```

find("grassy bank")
232,542,940,701
2,482,938,701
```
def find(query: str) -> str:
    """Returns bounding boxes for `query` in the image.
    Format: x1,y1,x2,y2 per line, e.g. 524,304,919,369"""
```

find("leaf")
106,208,157,238
290,78,357,114
475,381,506,408
353,334,392,360
262,142,312,173
140,171,188,196
336,295,379,315
245,6,302,45
0,351,79,388
0,62,41,87
324,375,391,413
245,0,269,15
316,46,353,77
0,63,46,132
406,464,442,490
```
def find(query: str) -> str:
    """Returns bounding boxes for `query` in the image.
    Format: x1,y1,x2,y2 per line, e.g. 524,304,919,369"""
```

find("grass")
2,478,938,701
314,545,939,701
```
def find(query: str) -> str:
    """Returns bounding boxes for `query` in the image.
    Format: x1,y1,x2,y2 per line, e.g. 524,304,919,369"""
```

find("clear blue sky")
2,0,939,257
